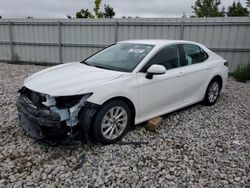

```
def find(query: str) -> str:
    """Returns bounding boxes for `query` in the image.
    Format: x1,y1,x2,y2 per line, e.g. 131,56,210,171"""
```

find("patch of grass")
233,64,250,83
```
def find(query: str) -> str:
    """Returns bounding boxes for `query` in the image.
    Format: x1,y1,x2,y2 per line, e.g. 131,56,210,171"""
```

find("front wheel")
92,100,132,144
203,79,221,106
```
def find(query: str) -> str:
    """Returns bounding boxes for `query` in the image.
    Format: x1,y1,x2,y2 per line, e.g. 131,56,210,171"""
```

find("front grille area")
19,87,46,108
17,88,99,145
16,94,75,144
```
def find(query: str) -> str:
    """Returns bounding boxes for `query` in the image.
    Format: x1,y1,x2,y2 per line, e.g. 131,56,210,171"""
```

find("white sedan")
17,40,228,145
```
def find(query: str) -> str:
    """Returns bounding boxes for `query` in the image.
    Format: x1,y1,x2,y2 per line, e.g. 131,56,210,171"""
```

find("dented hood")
24,62,123,96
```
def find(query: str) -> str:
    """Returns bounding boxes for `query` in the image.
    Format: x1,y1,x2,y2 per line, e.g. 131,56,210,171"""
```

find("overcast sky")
0,0,248,18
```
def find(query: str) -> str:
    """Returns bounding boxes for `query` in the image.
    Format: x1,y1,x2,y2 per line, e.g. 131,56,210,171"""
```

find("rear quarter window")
200,48,209,61
183,44,209,65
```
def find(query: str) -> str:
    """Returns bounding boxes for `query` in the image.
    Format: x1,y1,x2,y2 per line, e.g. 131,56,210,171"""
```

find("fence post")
58,21,62,64
8,21,14,63
114,21,118,42
180,18,185,40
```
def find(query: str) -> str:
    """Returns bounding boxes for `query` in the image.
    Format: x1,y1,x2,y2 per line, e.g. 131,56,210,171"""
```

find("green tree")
247,0,250,7
103,4,115,18
246,0,250,13
192,0,225,17
73,0,115,19
0,15,2,19
76,9,93,18
94,0,103,18
227,1,249,16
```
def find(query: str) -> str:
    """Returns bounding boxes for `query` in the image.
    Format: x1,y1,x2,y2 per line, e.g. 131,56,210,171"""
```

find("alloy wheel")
208,82,220,103
101,106,128,140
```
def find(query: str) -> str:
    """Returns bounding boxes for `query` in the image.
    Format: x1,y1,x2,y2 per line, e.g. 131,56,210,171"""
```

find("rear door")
180,44,210,104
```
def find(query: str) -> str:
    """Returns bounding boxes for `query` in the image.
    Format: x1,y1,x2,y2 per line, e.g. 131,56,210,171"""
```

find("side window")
142,45,180,72
183,44,208,65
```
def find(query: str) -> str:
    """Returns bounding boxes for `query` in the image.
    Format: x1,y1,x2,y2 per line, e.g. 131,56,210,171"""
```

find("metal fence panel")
14,45,59,63
62,47,100,63
0,44,10,60
0,24,9,42
12,25,59,43
0,17,250,72
61,25,115,45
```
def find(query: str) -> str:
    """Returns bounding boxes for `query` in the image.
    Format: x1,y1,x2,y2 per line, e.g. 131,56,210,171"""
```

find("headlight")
55,93,93,109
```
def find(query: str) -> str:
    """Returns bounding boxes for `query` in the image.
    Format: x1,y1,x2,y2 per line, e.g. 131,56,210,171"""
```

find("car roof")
118,39,203,48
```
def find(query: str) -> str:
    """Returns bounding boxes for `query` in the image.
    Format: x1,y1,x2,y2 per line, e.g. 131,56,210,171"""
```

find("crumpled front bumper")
16,95,98,145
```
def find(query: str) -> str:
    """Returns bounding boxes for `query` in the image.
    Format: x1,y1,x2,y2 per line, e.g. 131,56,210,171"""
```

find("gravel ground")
0,63,249,187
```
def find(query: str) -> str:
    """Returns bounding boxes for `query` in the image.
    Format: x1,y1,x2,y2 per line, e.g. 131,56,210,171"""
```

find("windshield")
83,43,154,72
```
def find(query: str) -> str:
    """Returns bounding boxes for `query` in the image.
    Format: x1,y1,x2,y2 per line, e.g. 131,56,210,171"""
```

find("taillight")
224,62,229,67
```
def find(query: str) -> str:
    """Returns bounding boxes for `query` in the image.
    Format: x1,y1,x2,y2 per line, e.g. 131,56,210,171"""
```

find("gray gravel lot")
0,63,249,187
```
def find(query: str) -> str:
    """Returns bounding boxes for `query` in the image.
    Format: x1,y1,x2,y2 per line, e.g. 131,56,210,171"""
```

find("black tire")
78,106,98,144
203,78,221,106
91,100,132,144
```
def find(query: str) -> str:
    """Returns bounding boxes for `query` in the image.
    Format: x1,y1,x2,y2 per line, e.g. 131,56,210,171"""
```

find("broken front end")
16,87,99,145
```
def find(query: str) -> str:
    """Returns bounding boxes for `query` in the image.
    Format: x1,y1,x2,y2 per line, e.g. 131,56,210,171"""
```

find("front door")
137,45,186,120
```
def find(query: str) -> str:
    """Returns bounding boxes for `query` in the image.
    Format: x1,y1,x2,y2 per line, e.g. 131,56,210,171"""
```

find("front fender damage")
49,94,92,127
17,88,99,145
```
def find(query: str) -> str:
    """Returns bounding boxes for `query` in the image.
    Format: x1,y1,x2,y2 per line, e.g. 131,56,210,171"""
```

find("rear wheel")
92,100,132,144
203,78,221,106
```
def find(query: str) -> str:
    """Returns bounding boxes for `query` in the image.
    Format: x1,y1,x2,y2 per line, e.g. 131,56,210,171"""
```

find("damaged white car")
17,40,228,145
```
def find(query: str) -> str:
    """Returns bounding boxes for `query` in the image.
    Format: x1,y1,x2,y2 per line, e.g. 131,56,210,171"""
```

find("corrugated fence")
0,17,250,72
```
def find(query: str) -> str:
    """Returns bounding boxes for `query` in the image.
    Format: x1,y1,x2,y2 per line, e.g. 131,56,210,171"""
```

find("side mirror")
146,64,166,79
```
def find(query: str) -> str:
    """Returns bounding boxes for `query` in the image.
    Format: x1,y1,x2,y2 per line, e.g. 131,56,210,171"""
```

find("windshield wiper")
92,64,112,70
82,61,110,70
82,61,115,71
